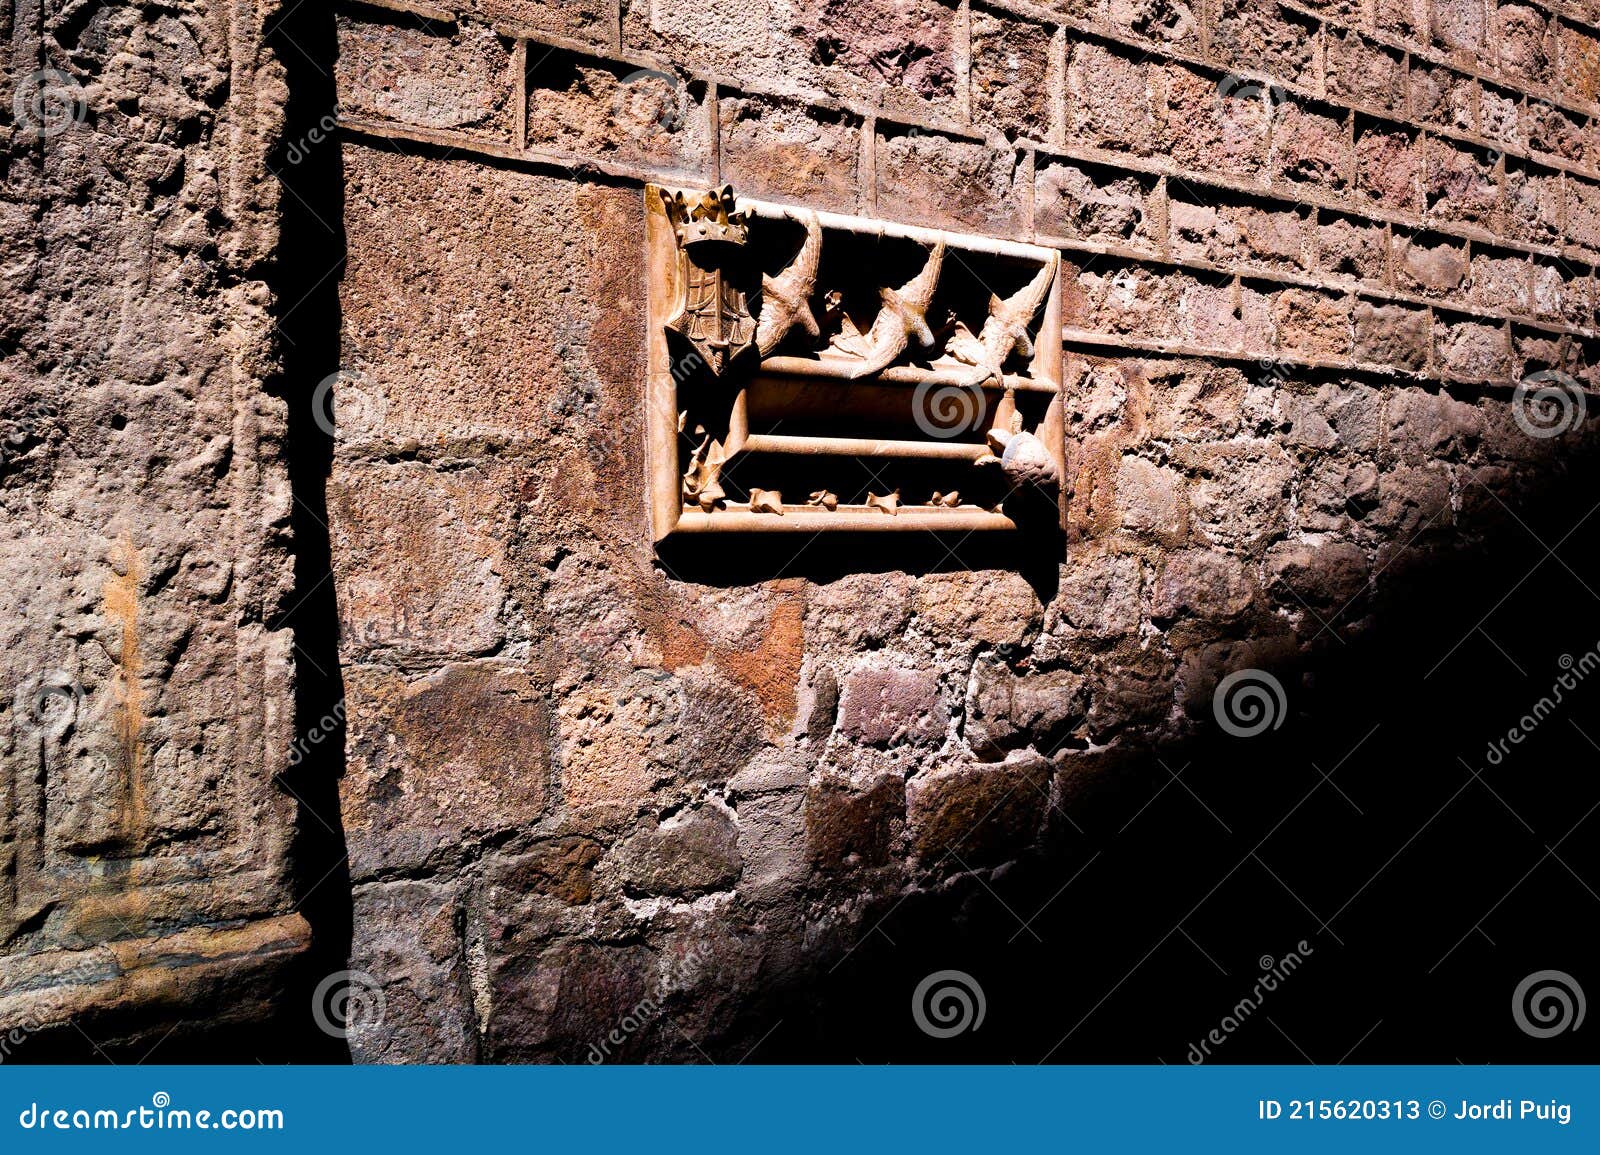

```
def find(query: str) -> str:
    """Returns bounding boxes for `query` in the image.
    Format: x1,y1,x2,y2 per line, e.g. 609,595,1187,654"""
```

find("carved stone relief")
645,185,1065,540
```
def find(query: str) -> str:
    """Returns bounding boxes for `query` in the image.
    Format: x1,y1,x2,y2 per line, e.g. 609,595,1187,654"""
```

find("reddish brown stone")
837,664,948,746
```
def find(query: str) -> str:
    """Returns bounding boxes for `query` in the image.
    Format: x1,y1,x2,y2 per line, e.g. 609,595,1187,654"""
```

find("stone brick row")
1063,260,1595,383
331,1,1600,378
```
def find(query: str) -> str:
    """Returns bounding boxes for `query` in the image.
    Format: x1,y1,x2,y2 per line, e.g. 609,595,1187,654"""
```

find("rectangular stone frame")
645,186,1065,542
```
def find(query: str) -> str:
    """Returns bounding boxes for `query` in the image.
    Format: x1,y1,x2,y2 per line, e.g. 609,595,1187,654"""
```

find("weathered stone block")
874,126,1022,234
1327,32,1404,111
526,51,710,176
340,149,643,445
1170,441,1292,551
966,659,1087,758
348,881,475,1064
1495,4,1553,86
1273,103,1349,192
1167,63,1268,178
1215,0,1316,87
915,570,1042,648
1503,162,1562,247
1424,139,1499,230
971,9,1056,141
1432,0,1486,56
465,0,612,44
1435,317,1511,378
611,805,742,897
1355,124,1422,211
805,771,904,869
718,91,862,212
1353,302,1431,370
328,461,510,660
1151,549,1256,620
837,663,948,746
1470,252,1531,313
335,12,514,138
1560,22,1600,105
1318,214,1387,284
1115,455,1189,545
1395,232,1466,296
906,751,1049,865
1386,386,1484,461
1069,41,1161,155
342,663,550,878
1407,61,1474,131
1036,160,1157,249
1273,289,1351,359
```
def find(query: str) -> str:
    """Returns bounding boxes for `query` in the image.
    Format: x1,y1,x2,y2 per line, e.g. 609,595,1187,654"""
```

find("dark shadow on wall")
257,0,353,1063
738,428,1600,1063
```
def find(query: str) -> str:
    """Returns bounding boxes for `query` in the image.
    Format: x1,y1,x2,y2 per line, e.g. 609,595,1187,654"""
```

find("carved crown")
666,184,750,247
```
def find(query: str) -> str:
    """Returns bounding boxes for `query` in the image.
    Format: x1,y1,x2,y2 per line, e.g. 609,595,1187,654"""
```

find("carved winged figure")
833,237,947,378
947,251,1059,387
754,209,823,356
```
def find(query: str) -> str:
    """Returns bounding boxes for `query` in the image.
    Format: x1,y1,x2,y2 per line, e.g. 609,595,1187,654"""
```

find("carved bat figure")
948,252,1059,387
755,210,823,356
836,238,946,378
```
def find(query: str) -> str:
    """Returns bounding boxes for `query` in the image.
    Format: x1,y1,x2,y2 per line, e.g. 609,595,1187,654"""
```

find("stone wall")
5,0,1600,1061
317,0,1600,1062
1,0,309,1057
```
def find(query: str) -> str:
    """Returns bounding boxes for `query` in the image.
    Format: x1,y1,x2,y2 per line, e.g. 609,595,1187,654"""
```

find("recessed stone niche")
645,184,1065,541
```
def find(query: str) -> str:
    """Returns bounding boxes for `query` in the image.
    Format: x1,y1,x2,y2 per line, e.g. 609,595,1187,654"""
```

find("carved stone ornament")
645,184,1065,541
